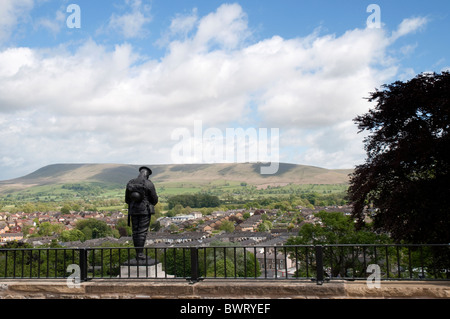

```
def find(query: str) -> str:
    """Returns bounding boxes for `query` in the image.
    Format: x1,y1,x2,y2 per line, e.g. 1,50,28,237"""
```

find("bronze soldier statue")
125,166,158,261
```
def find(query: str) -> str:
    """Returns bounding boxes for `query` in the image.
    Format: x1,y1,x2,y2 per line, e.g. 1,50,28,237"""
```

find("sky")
0,0,449,180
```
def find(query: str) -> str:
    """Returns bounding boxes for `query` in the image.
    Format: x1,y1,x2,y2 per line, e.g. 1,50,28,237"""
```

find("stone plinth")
120,258,174,278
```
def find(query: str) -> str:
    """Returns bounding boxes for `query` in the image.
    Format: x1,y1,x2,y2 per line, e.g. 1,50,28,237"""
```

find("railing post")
189,247,200,283
79,248,88,282
315,245,324,285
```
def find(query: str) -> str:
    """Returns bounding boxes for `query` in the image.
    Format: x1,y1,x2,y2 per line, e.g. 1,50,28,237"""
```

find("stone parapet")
0,279,449,299
344,280,450,299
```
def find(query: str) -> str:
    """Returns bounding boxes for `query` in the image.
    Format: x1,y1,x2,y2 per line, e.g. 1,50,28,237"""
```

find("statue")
125,166,158,261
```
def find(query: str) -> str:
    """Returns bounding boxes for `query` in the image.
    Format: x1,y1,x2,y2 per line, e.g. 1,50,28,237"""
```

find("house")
144,232,208,246
110,211,125,219
214,231,269,244
157,217,173,228
235,214,262,232
0,221,9,234
22,236,58,247
199,224,212,233
190,211,203,219
253,248,295,278
211,211,226,217
8,225,22,233
0,232,24,243
171,215,195,223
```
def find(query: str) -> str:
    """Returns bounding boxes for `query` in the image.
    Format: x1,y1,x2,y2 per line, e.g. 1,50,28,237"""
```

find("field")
0,163,351,212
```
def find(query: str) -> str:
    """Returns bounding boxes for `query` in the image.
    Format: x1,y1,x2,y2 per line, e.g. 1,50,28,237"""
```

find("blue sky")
0,0,449,180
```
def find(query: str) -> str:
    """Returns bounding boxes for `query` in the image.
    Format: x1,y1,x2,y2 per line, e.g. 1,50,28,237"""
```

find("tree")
75,219,116,240
0,241,77,278
348,72,450,244
167,194,220,209
219,220,235,233
287,211,390,246
22,202,35,214
257,220,272,232
37,222,64,236
60,204,71,214
202,242,261,278
161,246,259,278
89,242,135,277
173,204,183,216
116,217,132,237
286,211,391,277
60,229,86,242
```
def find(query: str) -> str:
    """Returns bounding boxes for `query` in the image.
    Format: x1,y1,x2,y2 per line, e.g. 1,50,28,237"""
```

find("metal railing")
1,244,449,284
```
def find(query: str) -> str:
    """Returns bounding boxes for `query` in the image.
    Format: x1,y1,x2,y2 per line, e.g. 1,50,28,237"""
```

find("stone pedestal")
120,258,174,278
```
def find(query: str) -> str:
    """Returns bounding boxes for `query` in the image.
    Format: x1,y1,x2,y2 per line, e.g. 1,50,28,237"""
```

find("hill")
0,162,353,195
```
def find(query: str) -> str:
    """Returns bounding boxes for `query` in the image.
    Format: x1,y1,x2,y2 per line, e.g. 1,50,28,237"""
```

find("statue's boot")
133,235,147,261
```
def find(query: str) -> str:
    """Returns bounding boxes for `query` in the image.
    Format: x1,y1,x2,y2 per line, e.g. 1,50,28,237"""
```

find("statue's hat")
139,166,152,175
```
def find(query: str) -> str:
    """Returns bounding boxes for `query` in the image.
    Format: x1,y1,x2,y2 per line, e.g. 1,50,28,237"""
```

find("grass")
1,162,352,201
1,176,349,213
97,205,125,212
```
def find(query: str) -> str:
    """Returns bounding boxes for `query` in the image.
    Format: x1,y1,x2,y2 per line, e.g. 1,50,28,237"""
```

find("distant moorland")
0,163,352,210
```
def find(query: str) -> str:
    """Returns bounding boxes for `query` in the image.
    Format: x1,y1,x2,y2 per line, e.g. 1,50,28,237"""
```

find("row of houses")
0,210,126,244
0,207,275,245
157,209,273,234
159,205,354,235
0,232,24,243
1,205,353,247
15,226,296,249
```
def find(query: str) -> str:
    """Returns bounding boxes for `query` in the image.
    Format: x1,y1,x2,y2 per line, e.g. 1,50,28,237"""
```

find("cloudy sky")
0,0,449,180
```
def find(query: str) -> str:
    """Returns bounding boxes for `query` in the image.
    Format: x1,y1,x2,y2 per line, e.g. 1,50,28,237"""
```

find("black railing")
1,244,449,284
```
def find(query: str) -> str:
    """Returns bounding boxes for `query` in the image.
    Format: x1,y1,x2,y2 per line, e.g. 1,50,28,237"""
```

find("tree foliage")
75,218,117,240
37,222,64,236
348,72,450,243
167,193,221,209
60,229,86,242
286,211,391,278
162,243,261,278
219,220,235,233
287,211,390,246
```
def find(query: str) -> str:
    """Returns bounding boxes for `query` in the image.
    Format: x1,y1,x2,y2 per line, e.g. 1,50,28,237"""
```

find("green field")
0,178,349,213
0,163,351,212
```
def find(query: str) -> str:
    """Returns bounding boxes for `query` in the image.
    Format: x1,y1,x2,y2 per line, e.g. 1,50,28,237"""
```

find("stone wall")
1,280,449,299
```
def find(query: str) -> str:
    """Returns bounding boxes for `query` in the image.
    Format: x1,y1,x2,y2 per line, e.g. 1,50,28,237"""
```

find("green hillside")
1,162,352,186
0,163,353,201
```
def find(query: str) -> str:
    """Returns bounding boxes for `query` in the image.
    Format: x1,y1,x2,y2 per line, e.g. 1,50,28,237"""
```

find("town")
0,205,353,248
0,204,354,279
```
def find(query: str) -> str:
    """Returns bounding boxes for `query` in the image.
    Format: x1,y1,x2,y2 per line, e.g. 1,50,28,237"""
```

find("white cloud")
170,8,198,36
193,3,250,51
35,9,66,35
0,4,429,179
156,8,198,47
106,0,152,39
0,0,34,43
390,16,428,41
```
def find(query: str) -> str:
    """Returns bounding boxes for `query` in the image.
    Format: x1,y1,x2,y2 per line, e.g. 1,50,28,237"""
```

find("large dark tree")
348,72,450,244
